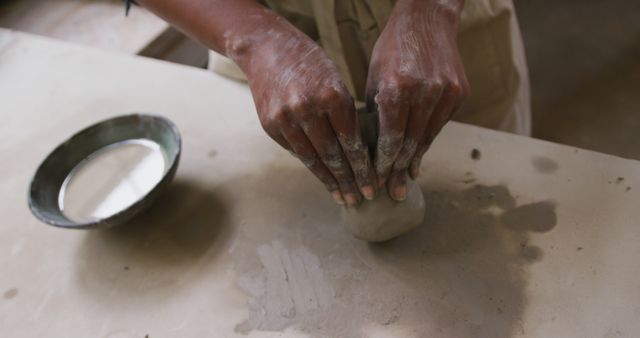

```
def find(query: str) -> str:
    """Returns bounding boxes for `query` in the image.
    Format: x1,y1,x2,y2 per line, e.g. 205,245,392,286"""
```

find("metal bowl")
28,114,181,229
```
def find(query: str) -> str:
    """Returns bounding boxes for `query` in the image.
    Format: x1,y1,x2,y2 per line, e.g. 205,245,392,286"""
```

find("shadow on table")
226,165,557,338
364,183,557,337
73,180,231,302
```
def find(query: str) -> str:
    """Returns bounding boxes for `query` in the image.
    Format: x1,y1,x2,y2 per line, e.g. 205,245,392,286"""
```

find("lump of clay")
342,179,425,242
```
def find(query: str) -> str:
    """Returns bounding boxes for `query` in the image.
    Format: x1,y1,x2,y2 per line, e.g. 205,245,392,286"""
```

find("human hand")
366,0,469,200
232,15,376,206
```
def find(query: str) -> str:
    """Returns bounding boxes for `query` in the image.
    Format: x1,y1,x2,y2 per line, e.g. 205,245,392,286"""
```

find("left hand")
366,0,470,200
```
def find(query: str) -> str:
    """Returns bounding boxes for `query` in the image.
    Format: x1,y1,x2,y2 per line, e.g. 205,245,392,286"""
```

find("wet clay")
341,109,426,242
342,178,425,242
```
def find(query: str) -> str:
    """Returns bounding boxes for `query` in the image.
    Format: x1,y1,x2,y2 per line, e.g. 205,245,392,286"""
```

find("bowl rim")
27,113,182,229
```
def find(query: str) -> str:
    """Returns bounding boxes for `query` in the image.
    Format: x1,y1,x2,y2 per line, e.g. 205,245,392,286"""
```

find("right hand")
231,17,376,206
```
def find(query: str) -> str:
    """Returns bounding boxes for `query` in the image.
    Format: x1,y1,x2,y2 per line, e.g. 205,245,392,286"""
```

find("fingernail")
393,185,407,201
361,186,375,200
331,191,345,205
345,193,359,206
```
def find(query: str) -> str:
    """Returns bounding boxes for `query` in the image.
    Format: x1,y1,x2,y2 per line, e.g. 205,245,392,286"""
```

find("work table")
1,29,639,337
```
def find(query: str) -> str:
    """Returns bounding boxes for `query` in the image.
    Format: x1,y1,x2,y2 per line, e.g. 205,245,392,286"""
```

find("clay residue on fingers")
393,138,418,169
322,141,347,173
340,134,371,182
375,131,404,179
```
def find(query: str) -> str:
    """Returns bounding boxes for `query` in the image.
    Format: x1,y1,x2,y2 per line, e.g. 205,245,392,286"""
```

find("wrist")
224,15,311,76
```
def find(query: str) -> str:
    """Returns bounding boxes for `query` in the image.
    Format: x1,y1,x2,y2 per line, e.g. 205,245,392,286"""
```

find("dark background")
516,0,640,160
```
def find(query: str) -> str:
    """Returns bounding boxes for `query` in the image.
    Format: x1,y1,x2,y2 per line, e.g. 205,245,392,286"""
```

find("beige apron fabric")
208,0,531,135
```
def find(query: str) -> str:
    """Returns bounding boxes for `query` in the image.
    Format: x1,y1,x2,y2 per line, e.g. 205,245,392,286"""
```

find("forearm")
135,0,297,67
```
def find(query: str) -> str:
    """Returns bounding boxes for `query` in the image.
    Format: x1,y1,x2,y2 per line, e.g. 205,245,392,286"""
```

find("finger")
300,115,363,206
260,116,291,152
324,101,376,200
392,82,443,182
280,124,345,205
365,71,380,114
262,123,292,151
409,132,435,180
409,85,458,179
387,168,408,201
374,87,410,187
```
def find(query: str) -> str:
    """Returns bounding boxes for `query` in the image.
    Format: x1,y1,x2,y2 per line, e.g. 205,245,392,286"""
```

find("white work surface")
1,29,639,338
0,0,167,54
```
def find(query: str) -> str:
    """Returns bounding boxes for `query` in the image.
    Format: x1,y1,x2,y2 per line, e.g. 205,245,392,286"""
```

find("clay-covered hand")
366,0,469,200
231,15,376,206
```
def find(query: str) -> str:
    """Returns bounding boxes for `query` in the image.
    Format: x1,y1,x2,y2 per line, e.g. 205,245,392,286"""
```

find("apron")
208,0,531,136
